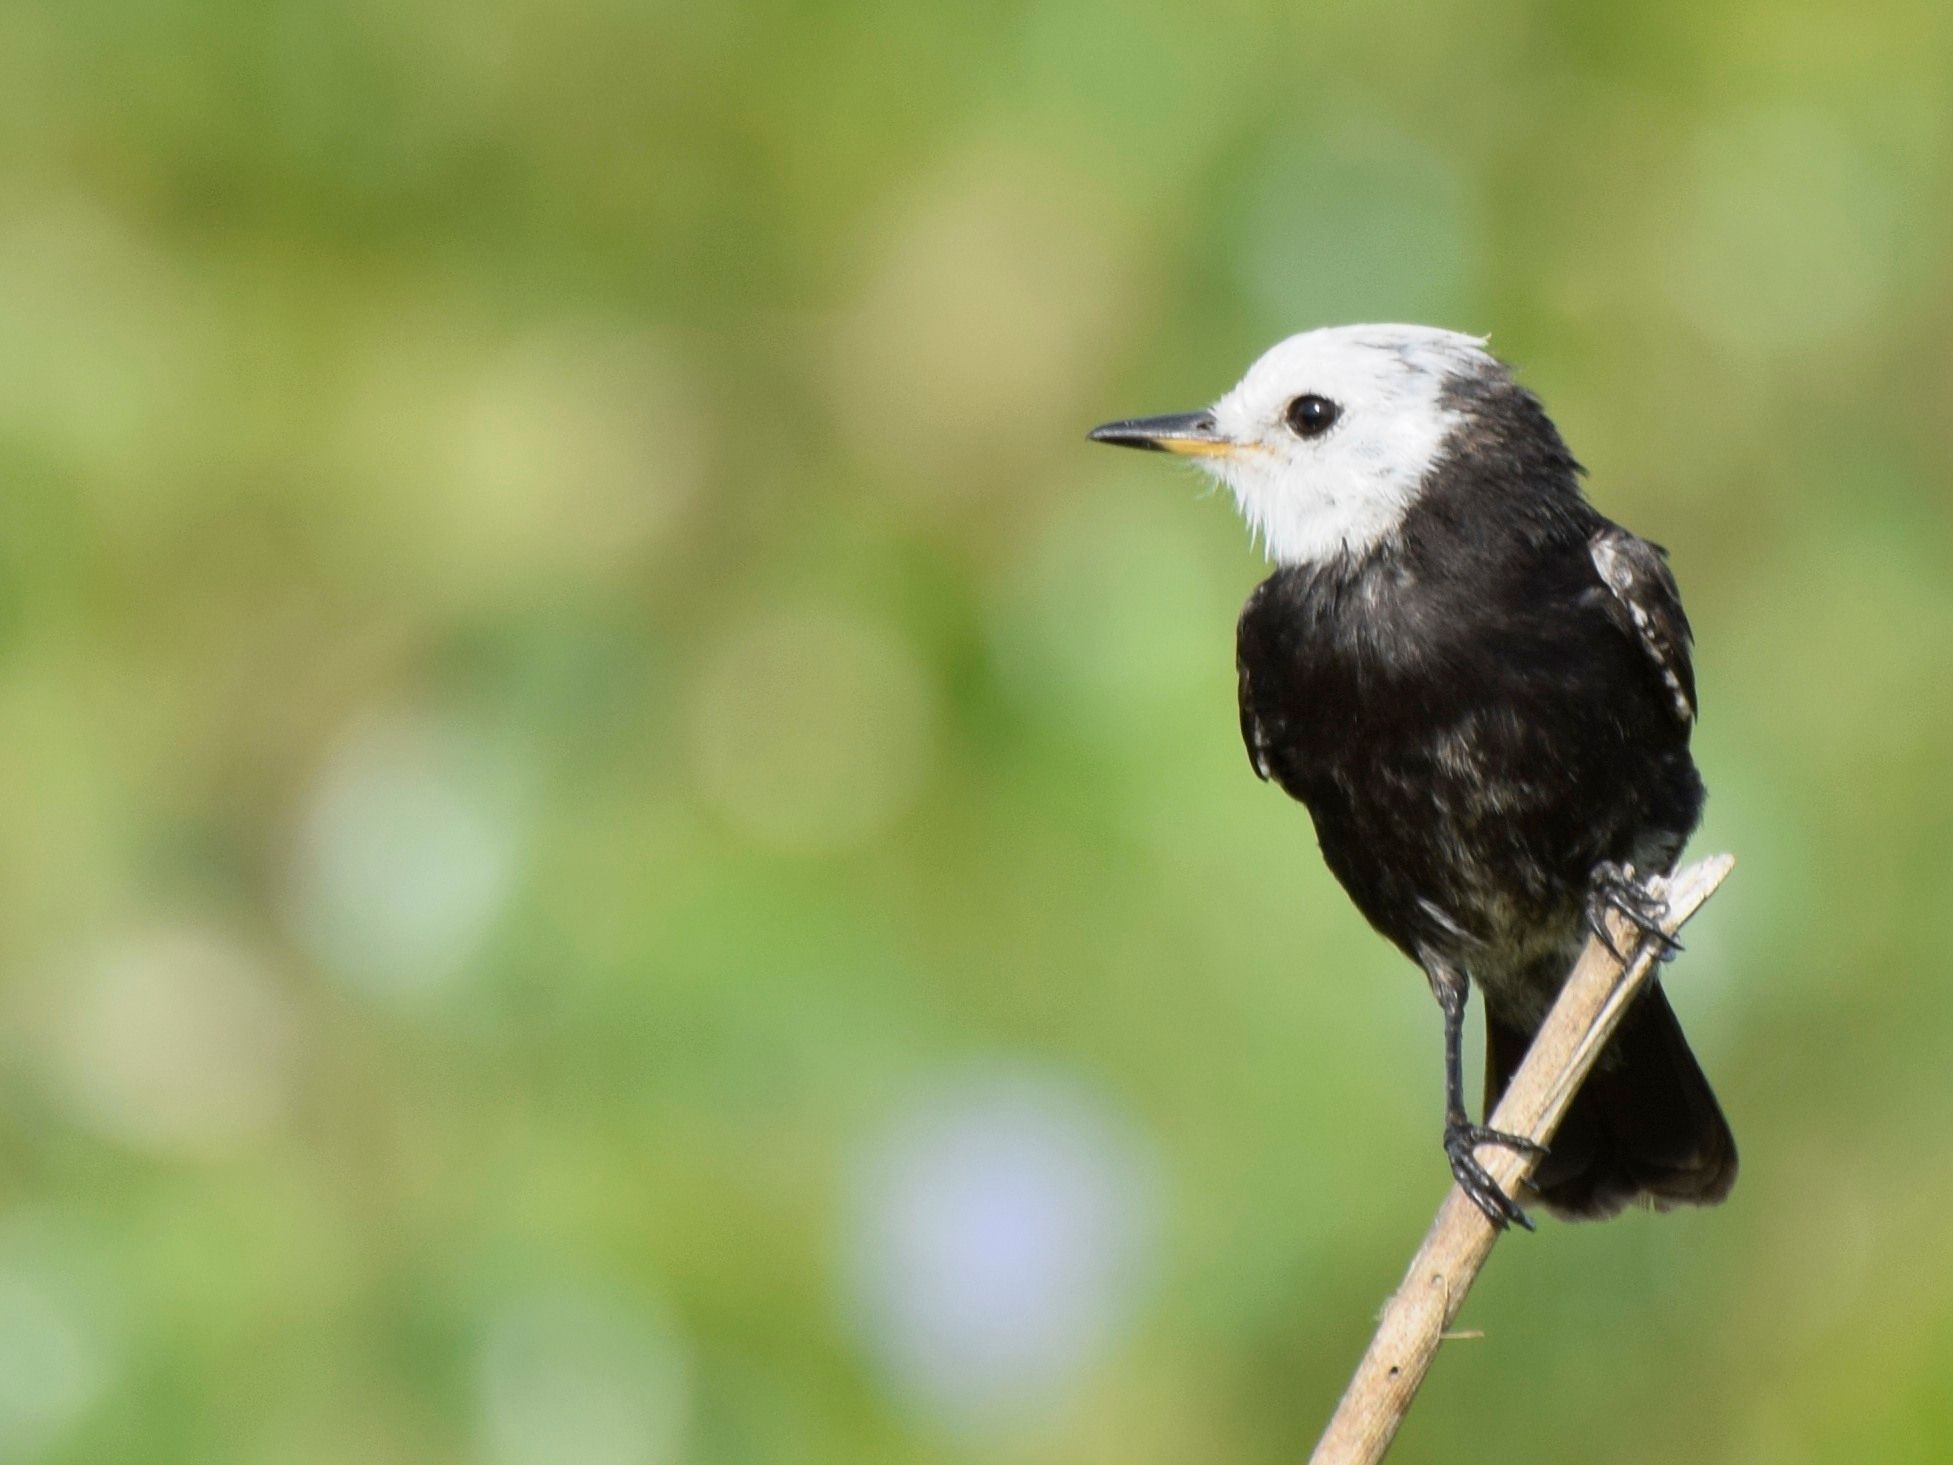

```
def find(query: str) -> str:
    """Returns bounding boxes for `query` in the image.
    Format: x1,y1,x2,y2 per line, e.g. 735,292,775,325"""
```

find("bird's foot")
1585,861,1682,964
1443,1121,1545,1232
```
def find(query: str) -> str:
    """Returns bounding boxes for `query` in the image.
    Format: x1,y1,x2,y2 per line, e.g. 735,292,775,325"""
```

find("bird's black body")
1234,372,1736,1219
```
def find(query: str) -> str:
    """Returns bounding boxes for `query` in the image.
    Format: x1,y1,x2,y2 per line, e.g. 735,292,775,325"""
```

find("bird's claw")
1585,861,1682,963
1443,1121,1542,1232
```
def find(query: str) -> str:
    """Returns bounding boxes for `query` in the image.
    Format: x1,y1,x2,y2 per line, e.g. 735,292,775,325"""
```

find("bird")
1088,325,1736,1227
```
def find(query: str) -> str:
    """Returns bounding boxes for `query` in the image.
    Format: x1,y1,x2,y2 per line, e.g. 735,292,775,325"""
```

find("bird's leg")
1424,957,1545,1232
1585,861,1683,963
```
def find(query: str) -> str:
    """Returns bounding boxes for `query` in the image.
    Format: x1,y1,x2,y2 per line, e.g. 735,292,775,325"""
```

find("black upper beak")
1086,411,1232,457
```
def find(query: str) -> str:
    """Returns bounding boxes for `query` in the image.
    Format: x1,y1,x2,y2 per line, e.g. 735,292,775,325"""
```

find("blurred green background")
1,0,1951,1461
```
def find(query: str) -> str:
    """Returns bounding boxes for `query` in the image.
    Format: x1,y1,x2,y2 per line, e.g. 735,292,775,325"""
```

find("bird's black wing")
1587,526,1697,725
1236,586,1273,781
1237,654,1272,780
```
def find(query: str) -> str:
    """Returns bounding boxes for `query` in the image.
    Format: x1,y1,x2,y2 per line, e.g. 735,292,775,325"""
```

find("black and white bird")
1089,325,1736,1226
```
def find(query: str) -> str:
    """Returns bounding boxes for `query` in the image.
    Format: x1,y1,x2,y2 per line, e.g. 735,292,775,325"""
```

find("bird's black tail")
1485,982,1737,1221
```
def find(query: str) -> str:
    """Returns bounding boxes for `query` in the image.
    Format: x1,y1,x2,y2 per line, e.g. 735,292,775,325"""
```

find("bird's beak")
1087,411,1236,458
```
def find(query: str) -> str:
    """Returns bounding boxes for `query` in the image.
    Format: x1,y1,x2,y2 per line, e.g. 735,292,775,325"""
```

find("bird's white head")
1090,324,1500,566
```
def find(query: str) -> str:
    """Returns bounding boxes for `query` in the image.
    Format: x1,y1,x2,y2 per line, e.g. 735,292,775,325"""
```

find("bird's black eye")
1284,394,1340,438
